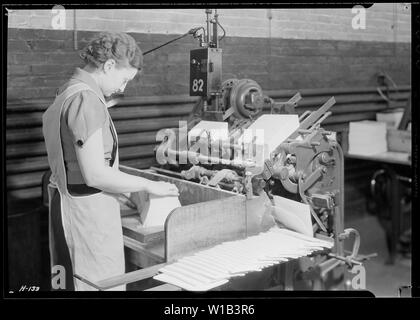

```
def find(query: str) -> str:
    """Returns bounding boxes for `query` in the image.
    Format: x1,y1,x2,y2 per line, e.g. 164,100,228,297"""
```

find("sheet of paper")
245,192,275,236
270,195,313,237
129,190,149,216
130,191,181,228
238,114,300,155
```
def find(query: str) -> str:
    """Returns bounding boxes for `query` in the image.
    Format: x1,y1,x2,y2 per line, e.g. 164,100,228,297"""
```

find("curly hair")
80,32,143,70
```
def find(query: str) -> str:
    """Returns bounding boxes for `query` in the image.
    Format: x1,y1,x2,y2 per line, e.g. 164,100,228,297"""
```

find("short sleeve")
64,91,108,147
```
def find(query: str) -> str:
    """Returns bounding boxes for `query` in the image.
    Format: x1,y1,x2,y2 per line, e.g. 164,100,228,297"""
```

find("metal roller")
229,79,265,119
220,78,265,120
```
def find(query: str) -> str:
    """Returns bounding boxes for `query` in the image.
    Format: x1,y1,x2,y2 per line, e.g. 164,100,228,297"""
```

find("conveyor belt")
154,226,334,291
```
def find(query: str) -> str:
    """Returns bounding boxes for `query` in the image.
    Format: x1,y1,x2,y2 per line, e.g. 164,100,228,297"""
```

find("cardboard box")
387,129,411,153
376,108,404,129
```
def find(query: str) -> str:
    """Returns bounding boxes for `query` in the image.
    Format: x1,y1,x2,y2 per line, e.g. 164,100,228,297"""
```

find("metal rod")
397,175,411,183
308,111,332,130
213,9,219,47
73,10,78,50
73,274,102,290
289,97,336,140
298,175,328,233
206,9,212,44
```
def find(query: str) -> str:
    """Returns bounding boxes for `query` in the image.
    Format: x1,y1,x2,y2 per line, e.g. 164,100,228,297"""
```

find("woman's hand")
146,181,179,197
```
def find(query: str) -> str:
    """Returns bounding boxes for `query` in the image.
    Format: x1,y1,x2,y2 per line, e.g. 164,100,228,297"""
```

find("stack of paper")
130,191,181,228
348,121,387,156
153,227,333,291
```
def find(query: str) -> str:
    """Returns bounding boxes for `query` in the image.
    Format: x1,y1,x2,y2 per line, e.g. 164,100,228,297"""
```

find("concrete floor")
345,214,411,297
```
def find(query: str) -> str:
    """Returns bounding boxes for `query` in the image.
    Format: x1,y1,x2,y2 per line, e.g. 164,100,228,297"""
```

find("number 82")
192,79,204,92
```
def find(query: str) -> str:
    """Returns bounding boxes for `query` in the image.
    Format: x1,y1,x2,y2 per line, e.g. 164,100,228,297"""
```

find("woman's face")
100,59,138,97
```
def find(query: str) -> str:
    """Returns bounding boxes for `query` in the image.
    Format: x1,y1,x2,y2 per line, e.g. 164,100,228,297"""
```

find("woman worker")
42,32,179,291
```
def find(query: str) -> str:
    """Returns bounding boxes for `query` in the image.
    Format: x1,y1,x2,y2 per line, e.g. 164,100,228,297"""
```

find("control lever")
317,228,363,278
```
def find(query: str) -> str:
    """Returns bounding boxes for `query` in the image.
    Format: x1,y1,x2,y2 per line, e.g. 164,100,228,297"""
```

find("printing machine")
76,9,367,291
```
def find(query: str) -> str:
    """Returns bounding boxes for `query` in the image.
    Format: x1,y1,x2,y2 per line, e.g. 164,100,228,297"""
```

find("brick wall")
7,5,411,100
7,5,411,42
7,28,411,101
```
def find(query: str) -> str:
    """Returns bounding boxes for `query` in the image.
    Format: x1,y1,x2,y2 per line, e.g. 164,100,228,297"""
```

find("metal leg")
284,261,294,290
384,226,395,265
386,165,399,265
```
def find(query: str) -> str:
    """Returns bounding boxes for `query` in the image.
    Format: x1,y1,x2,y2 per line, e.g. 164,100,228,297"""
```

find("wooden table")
121,209,165,268
346,151,411,166
345,151,411,264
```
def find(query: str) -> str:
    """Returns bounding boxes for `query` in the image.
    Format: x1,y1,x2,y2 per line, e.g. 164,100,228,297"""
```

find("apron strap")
109,121,118,167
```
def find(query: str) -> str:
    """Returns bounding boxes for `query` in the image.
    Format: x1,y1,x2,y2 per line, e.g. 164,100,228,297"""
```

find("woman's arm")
75,128,178,196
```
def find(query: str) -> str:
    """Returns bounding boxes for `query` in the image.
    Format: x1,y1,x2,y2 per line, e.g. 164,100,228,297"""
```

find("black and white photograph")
2,3,417,305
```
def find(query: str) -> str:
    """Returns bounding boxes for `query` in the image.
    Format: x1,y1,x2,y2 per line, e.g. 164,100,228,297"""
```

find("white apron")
42,83,125,291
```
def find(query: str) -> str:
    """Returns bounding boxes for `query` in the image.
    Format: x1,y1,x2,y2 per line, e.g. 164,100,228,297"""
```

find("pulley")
220,78,265,120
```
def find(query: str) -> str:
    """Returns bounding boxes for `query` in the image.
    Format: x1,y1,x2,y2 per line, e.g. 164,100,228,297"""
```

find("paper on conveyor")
130,191,181,228
153,226,333,291
270,195,313,237
153,273,229,291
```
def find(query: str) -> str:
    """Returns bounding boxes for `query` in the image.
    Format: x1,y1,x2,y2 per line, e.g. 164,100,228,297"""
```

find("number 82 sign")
191,79,204,93
190,76,207,96
189,48,222,97
190,48,209,97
